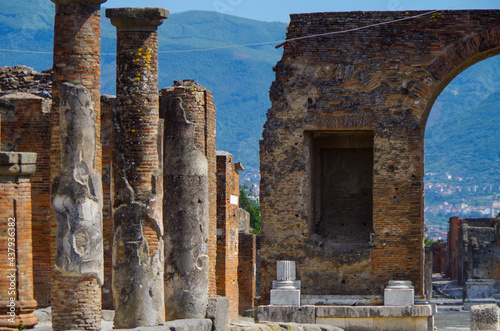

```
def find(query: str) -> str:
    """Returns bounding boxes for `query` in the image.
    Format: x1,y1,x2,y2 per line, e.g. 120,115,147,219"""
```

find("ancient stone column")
161,80,217,297
0,152,38,330
106,7,168,328
50,1,106,329
161,94,210,320
51,83,103,330
51,0,106,178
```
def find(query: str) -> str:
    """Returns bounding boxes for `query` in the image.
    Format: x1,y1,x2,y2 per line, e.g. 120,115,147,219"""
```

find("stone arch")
421,26,500,128
260,10,500,304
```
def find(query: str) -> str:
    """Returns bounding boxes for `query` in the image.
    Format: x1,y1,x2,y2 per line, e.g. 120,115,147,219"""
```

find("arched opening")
423,52,500,301
425,55,500,239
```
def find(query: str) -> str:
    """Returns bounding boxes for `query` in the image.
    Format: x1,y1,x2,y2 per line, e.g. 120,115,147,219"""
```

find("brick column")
51,83,104,331
160,80,217,297
447,216,460,280
161,88,210,321
106,8,168,328
216,151,243,322
238,232,257,316
0,152,38,329
0,93,52,306
50,1,106,330
100,95,115,309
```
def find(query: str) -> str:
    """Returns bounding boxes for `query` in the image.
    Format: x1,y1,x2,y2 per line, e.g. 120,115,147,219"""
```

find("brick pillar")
238,232,257,316
160,80,217,297
216,151,243,322
106,8,167,328
0,94,52,306
100,95,115,309
161,90,210,321
51,0,105,179
0,152,38,329
51,83,104,331
447,216,460,280
50,1,105,330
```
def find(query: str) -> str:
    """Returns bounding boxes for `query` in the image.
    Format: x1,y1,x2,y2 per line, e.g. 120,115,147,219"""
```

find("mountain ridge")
0,1,498,202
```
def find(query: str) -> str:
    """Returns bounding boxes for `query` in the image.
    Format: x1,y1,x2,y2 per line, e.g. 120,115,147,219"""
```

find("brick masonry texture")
216,151,241,323
109,8,166,327
100,95,115,309
260,10,500,303
238,232,257,315
50,1,106,329
0,152,38,329
0,94,52,307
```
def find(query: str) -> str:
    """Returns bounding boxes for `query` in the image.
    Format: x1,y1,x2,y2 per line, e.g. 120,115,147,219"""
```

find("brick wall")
260,10,500,302
238,232,257,315
160,80,217,296
0,152,38,329
216,151,241,322
0,94,52,307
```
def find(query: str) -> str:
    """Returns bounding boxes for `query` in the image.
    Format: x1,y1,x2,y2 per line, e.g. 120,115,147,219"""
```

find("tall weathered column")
0,152,38,330
106,8,167,328
50,1,105,330
161,92,210,320
51,83,103,330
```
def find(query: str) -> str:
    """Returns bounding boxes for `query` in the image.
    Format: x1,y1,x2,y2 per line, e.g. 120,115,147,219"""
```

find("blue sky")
105,0,499,22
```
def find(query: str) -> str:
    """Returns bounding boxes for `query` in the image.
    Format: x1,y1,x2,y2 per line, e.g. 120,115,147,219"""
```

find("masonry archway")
260,10,500,303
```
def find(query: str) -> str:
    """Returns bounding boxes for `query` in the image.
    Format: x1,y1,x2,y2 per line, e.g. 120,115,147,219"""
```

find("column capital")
0,152,37,177
106,7,169,32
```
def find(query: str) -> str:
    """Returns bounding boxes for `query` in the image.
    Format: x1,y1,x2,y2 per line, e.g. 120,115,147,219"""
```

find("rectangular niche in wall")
311,131,374,244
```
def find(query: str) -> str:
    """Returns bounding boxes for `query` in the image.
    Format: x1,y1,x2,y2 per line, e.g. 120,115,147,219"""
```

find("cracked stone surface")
51,82,103,283
162,96,209,321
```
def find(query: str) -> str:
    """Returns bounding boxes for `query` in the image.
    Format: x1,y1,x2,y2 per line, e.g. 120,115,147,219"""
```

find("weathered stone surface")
384,280,414,306
0,66,52,98
52,83,103,283
260,10,500,303
51,83,103,331
108,7,165,328
315,305,433,318
50,0,105,326
238,208,251,233
470,304,500,331
229,321,344,331
206,296,229,331
161,79,218,298
106,7,169,31
162,95,209,320
258,305,316,324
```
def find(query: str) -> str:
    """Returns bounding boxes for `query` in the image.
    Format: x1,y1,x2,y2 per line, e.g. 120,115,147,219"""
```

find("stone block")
465,279,496,299
270,289,301,305
207,296,229,331
384,280,414,306
257,305,315,324
464,298,497,310
470,304,500,331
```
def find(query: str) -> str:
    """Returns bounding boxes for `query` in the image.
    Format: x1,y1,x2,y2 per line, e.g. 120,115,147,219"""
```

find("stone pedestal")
464,279,497,310
0,152,38,330
384,280,414,306
470,304,500,331
270,261,301,305
106,7,168,328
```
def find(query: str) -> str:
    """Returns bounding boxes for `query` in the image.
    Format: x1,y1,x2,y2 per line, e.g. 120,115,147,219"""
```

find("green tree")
239,184,261,234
